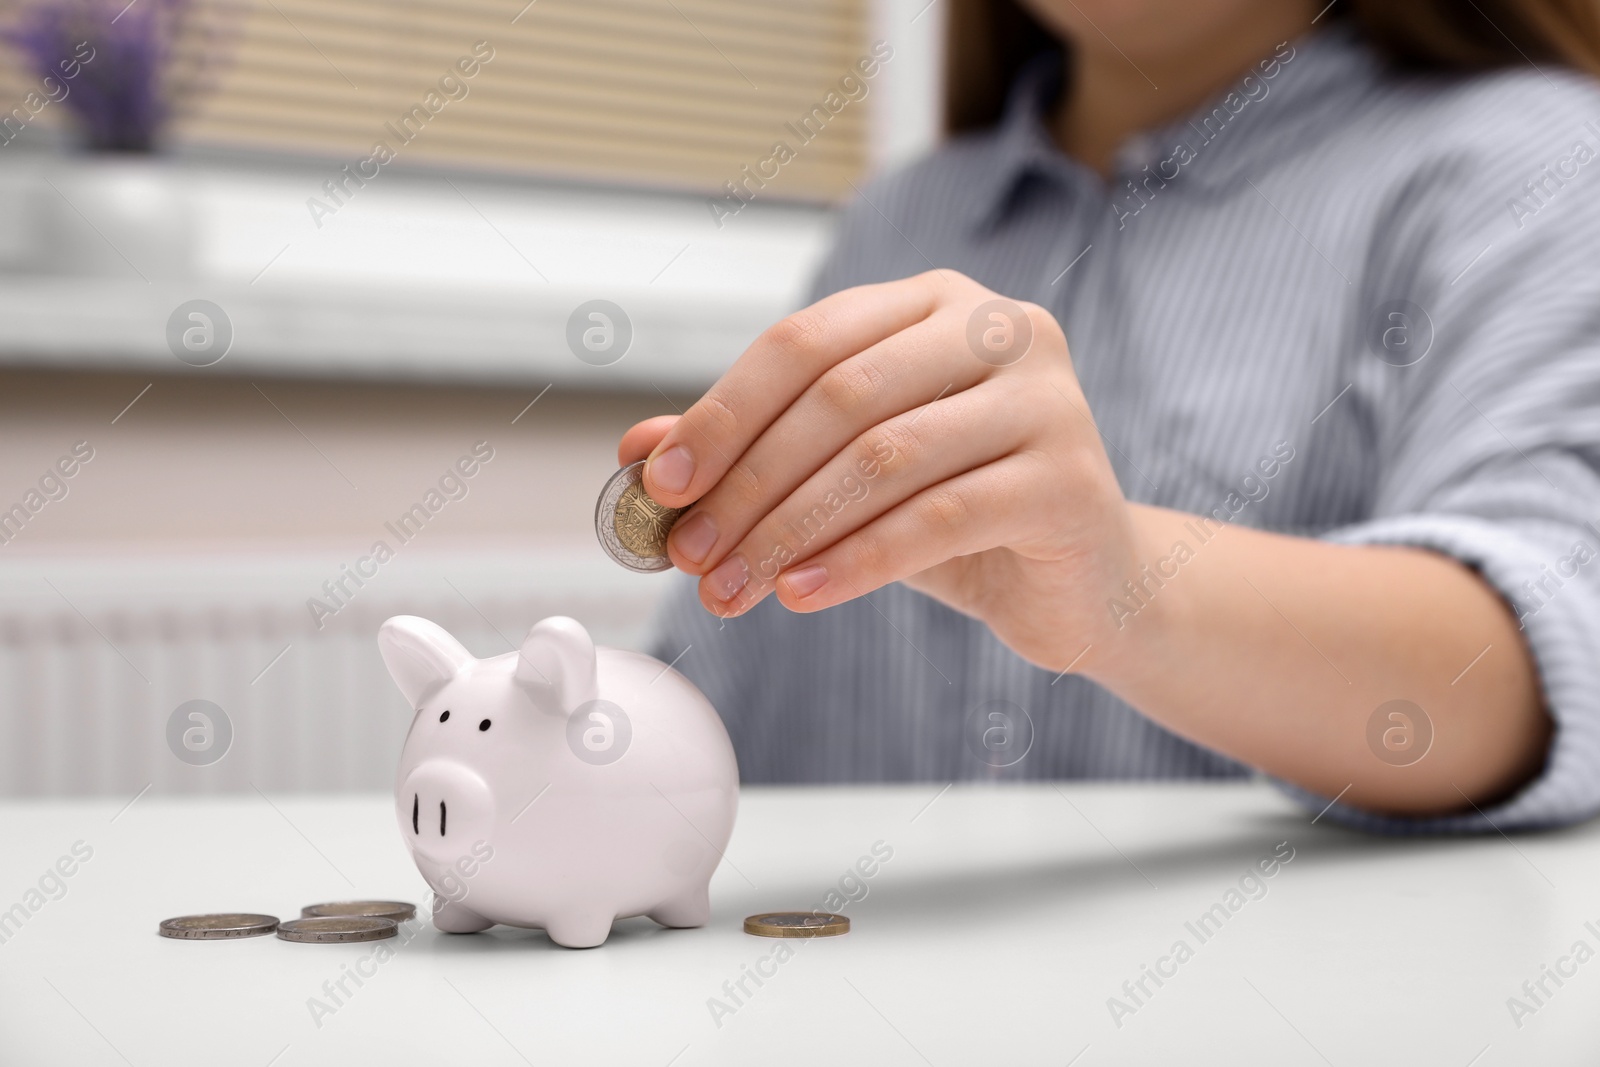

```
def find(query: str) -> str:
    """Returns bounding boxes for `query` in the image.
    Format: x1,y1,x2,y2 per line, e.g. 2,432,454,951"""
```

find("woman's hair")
945,0,1600,133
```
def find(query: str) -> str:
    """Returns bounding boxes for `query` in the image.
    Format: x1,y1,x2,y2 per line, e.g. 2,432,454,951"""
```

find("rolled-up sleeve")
1289,146,1600,833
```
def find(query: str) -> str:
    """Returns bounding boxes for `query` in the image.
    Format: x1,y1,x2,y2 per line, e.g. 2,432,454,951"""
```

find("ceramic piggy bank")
378,614,738,948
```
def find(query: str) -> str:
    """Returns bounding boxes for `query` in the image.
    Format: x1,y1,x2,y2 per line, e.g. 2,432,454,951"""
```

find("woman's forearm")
1084,505,1550,817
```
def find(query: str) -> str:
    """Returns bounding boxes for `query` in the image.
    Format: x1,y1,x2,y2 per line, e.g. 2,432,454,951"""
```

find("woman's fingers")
767,454,1038,613
617,415,679,466
666,312,991,572
692,380,1037,614
641,274,944,507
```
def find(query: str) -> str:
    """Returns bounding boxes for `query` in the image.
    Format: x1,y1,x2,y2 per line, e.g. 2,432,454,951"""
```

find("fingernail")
672,511,717,565
783,564,828,599
649,446,694,495
707,555,749,601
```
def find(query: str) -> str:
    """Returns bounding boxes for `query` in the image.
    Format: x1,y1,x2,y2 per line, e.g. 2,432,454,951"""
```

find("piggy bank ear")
515,616,599,713
378,616,474,706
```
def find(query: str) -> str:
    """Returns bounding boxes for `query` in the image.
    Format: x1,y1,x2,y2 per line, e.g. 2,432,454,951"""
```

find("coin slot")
412,793,418,835
440,800,447,837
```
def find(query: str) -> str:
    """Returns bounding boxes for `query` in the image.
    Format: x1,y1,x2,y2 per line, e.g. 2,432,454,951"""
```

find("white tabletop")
1,782,1594,1065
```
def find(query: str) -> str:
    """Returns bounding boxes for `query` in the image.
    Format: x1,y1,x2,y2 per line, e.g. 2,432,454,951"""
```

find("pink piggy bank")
378,614,739,948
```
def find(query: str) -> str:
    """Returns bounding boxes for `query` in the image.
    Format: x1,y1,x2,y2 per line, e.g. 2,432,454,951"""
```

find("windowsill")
0,149,835,390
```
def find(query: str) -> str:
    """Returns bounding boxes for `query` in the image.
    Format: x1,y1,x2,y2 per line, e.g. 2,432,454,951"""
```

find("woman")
624,0,1600,831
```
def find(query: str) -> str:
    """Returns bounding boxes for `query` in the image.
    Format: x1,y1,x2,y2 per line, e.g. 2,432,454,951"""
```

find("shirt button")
1114,133,1158,174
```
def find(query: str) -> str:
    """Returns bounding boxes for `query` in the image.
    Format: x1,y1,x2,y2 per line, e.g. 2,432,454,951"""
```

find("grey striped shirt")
649,24,1600,832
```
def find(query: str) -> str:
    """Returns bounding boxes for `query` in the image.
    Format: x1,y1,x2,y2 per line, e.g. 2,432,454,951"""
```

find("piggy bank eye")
439,710,450,723
478,719,491,732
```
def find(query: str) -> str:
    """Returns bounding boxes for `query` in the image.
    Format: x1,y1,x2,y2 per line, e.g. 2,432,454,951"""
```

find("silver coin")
159,913,279,940
595,460,684,573
277,916,399,944
301,900,416,922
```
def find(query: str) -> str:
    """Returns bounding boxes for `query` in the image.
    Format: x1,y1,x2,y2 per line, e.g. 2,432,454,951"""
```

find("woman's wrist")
1074,504,1203,692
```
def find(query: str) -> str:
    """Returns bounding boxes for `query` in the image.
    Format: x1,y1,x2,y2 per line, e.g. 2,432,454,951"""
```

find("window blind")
1,0,873,200
198,0,875,200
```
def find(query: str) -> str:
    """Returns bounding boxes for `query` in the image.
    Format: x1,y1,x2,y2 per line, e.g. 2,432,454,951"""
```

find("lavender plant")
5,0,234,151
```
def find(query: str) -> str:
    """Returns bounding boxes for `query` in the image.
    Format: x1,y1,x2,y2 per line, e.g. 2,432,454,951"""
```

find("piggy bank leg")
647,885,710,929
432,897,495,934
543,911,614,949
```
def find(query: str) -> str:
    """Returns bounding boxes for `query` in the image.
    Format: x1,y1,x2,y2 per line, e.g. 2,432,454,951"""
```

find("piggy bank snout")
399,761,496,865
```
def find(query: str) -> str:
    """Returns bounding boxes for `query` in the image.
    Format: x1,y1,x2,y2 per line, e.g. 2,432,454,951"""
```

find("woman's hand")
621,270,1551,816
618,270,1144,674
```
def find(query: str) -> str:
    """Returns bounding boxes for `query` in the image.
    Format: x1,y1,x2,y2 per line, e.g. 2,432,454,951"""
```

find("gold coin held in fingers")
743,912,850,938
615,480,679,556
596,460,684,573
158,913,279,940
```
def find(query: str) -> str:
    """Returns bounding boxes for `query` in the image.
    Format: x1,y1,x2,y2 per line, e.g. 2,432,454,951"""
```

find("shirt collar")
962,22,1375,234
963,51,1079,235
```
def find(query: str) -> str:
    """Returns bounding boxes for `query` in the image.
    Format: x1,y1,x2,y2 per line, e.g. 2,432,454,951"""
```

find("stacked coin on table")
278,916,398,943
160,901,413,944
302,900,416,922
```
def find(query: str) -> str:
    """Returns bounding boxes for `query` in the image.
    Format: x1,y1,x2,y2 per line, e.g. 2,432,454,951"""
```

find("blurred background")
0,0,942,797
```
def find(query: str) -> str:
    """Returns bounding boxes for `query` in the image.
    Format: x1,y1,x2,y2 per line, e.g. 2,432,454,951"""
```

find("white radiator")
0,550,674,797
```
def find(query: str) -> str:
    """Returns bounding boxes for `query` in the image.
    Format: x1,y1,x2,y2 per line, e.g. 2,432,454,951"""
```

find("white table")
2,783,1595,1065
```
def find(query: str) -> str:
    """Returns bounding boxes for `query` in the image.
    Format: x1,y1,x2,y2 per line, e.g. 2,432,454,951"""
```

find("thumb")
618,415,680,466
